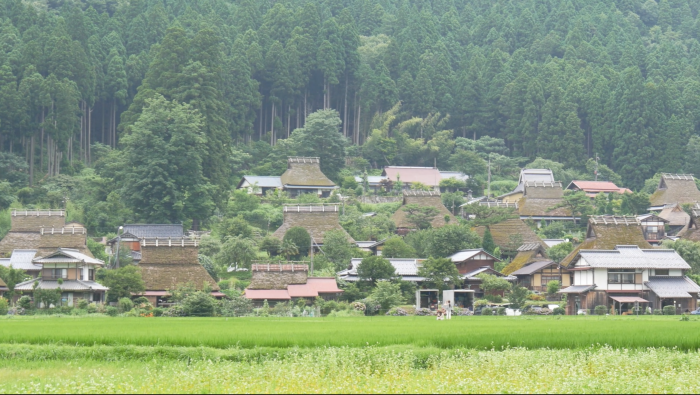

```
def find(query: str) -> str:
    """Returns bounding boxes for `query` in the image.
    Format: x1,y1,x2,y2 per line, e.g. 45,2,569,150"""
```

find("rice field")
1,316,699,393
1,315,699,350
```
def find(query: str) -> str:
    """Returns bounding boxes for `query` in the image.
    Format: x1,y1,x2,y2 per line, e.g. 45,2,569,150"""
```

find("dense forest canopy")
1,0,700,230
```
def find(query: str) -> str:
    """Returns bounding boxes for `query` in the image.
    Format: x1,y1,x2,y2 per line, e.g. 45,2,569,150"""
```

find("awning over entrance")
609,296,649,303
559,285,596,294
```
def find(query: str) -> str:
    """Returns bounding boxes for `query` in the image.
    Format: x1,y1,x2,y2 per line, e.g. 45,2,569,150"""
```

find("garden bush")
220,295,253,317
594,305,608,315
163,305,186,317
653,309,663,315
663,306,676,315
152,307,164,317
132,297,152,310
17,296,32,310
414,308,432,316
528,294,546,301
553,307,566,315
118,298,134,313
87,303,98,314
386,307,408,316
181,292,217,317
352,302,366,312
271,301,292,316
105,306,118,317
77,299,89,310
0,298,8,315
481,307,493,316
496,307,506,316
59,305,72,314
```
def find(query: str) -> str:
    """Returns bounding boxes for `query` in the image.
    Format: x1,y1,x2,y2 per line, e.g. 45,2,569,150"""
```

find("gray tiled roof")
14,279,109,291
33,248,104,266
462,266,517,281
343,258,424,277
122,224,184,239
578,246,690,269
449,249,499,263
6,250,41,271
645,276,700,298
510,260,557,276
241,176,282,188
559,285,597,293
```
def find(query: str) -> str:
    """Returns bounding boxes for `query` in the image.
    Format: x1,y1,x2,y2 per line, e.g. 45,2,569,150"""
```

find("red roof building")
566,181,632,198
382,166,443,189
244,265,343,306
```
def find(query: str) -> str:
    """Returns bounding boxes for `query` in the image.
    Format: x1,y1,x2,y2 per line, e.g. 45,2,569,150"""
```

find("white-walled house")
560,245,700,315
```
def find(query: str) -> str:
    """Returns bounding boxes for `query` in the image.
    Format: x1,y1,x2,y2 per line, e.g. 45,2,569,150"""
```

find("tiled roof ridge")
662,173,695,181
403,190,441,197
11,209,65,217
288,157,320,163
524,181,563,188
589,215,640,225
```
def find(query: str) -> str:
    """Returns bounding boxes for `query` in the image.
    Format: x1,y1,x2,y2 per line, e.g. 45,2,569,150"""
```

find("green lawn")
1,315,699,350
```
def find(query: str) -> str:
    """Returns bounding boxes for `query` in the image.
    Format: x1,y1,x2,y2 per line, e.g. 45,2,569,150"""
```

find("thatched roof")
473,219,545,253
658,204,691,228
280,157,336,187
501,243,549,275
517,182,571,217
680,204,700,242
272,205,354,244
139,264,219,292
650,174,700,206
560,216,652,268
10,209,65,231
37,227,93,258
392,191,456,229
0,232,42,258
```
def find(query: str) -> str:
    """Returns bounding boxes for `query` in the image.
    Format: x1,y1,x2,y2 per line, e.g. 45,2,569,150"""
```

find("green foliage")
0,297,7,315
370,281,404,311
17,296,31,310
105,306,119,317
478,274,512,297
547,242,574,264
482,228,496,254
219,293,254,317
663,306,676,316
77,299,89,310
594,305,608,316
507,285,530,311
661,240,700,274
402,204,439,230
426,225,481,258
418,257,461,292
96,266,145,303
181,292,217,317
33,288,61,309
322,230,354,272
118,298,134,313
357,256,396,285
87,238,108,262
216,236,259,269
380,236,416,258
0,265,28,302
547,281,561,296
481,307,493,316
283,227,311,258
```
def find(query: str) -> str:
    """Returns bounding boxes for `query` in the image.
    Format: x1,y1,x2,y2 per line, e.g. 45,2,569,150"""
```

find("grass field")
1,316,699,393
1,315,700,350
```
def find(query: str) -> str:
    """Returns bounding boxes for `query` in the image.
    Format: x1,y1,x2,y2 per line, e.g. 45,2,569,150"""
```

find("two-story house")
560,245,700,315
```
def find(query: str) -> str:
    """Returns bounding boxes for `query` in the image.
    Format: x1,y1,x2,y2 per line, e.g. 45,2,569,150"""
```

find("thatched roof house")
392,191,456,233
0,210,66,257
502,243,550,275
280,157,337,197
499,169,555,203
650,174,700,207
474,219,545,255
244,264,343,306
560,216,652,268
679,204,700,242
136,238,219,305
272,204,354,244
517,182,574,221
658,204,690,235
37,226,93,257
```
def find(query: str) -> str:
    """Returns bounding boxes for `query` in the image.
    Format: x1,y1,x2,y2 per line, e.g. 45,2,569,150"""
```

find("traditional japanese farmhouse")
37,226,93,257
382,166,443,191
649,173,700,208
566,180,632,198
236,176,283,196
473,218,546,257
135,238,220,306
517,181,577,224
244,264,343,307
272,204,354,246
560,216,652,269
14,248,108,306
0,209,66,257
107,224,184,262
657,204,690,236
392,191,456,234
449,249,500,275
503,243,572,292
280,157,337,197
637,214,669,245
560,246,700,315
680,204,700,242
499,169,555,203
355,239,387,256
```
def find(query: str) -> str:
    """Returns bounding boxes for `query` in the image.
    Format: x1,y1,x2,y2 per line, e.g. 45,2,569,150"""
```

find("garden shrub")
105,306,118,317
87,303,98,314
681,314,690,321
163,305,186,317
594,305,608,315
527,294,546,301
553,307,566,315
77,299,89,310
181,292,217,317
414,308,433,316
220,295,253,317
0,298,8,315
17,296,31,310
271,301,292,316
152,307,164,317
386,307,408,316
132,297,152,310
352,302,366,312
59,305,72,314
653,309,663,315
496,307,506,316
481,307,493,316
118,297,134,313
663,305,676,315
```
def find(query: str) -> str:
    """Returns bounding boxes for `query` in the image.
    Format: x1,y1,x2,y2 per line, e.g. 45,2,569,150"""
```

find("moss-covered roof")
391,191,456,229
560,216,652,268
524,182,564,199
658,204,691,228
0,232,43,258
139,263,219,292
502,244,549,275
650,174,700,206
280,157,336,187
272,207,354,244
517,197,571,217
473,219,545,252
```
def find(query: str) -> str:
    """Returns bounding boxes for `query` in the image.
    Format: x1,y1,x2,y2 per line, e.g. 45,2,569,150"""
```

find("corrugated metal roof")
462,266,517,281
122,224,184,239
543,239,567,248
354,176,387,185
241,176,282,188
6,250,41,271
645,276,700,298
440,171,468,182
578,246,690,269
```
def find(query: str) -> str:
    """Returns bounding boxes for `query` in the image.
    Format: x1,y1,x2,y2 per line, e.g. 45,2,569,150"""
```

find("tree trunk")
101,102,106,145
287,104,291,138
29,135,34,186
270,102,275,146
88,106,92,164
259,104,263,140
304,90,308,121
356,101,362,145
343,76,349,137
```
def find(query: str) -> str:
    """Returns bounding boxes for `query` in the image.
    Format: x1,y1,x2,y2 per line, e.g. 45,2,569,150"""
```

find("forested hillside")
1,0,700,230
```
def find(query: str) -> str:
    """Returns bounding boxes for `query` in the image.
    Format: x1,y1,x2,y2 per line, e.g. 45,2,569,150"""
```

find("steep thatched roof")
501,243,549,275
10,209,65,231
650,174,700,206
658,204,691,228
473,219,545,253
680,204,700,242
280,157,336,187
392,191,456,230
0,232,42,258
560,216,652,268
36,227,93,258
517,182,571,217
139,264,219,292
272,205,354,244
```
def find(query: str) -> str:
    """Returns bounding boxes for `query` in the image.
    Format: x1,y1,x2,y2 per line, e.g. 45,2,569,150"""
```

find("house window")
541,276,561,286
608,269,635,284
655,269,669,276
52,269,67,279
647,226,658,233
